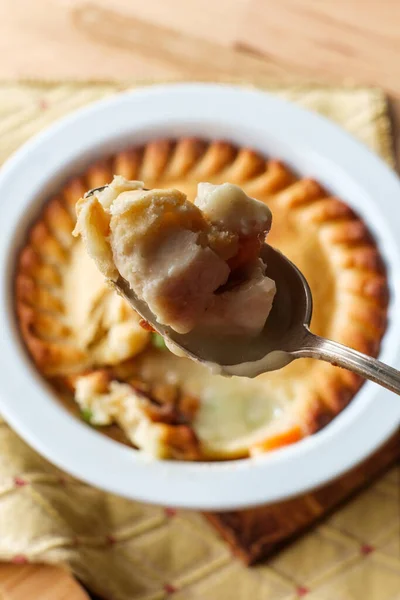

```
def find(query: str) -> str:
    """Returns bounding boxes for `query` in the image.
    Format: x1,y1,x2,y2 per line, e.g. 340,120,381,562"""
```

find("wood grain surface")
2,0,400,162
0,564,89,600
0,1,399,597
0,0,397,93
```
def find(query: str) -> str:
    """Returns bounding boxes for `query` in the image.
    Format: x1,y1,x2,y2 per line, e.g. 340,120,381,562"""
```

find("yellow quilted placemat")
0,81,398,600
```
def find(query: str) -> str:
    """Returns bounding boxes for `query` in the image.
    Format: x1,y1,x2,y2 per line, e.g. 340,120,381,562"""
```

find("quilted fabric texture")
0,81,398,600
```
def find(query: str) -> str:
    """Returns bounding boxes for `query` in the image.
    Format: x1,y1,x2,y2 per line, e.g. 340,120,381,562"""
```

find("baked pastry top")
15,138,389,460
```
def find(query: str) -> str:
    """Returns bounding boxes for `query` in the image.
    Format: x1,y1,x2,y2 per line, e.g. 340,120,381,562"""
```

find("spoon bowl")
112,243,312,374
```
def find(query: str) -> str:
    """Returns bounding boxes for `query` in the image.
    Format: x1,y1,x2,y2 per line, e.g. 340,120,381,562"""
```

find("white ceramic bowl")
1,83,400,511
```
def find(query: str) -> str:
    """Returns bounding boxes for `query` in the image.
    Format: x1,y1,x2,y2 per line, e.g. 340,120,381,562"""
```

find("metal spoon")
108,241,400,392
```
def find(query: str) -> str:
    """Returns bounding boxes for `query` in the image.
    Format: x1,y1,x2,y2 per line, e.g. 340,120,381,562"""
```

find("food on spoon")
73,176,276,337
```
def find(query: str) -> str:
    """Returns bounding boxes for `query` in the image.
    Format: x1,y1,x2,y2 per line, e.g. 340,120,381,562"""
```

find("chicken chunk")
195,182,272,236
201,260,276,336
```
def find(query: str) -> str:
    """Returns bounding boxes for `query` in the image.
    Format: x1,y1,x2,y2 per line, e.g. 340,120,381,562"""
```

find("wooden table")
0,564,90,600
0,1,399,596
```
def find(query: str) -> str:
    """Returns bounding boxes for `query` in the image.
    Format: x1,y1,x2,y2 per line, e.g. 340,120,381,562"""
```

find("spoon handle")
295,330,400,395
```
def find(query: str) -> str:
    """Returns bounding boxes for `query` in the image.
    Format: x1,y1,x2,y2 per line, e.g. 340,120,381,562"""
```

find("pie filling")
64,242,289,460
73,177,276,338
15,138,389,460
74,351,288,459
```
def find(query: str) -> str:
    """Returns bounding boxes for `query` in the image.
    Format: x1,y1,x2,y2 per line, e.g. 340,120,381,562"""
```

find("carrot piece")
139,319,155,332
227,236,262,271
251,426,303,454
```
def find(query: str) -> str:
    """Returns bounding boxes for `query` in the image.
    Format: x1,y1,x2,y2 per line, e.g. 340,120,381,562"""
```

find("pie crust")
15,138,389,460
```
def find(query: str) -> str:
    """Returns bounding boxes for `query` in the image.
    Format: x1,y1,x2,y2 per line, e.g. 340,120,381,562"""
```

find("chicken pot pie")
15,138,389,460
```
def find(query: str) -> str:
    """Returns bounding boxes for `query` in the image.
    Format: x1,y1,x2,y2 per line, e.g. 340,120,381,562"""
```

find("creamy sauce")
137,350,286,456
222,350,294,378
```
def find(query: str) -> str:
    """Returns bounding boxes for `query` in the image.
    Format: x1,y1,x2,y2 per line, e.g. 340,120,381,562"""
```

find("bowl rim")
1,82,400,511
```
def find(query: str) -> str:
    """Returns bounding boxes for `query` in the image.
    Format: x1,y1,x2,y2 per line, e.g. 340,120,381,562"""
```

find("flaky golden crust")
15,137,389,458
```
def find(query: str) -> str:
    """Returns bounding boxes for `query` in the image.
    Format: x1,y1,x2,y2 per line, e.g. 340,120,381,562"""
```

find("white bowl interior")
0,83,400,511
